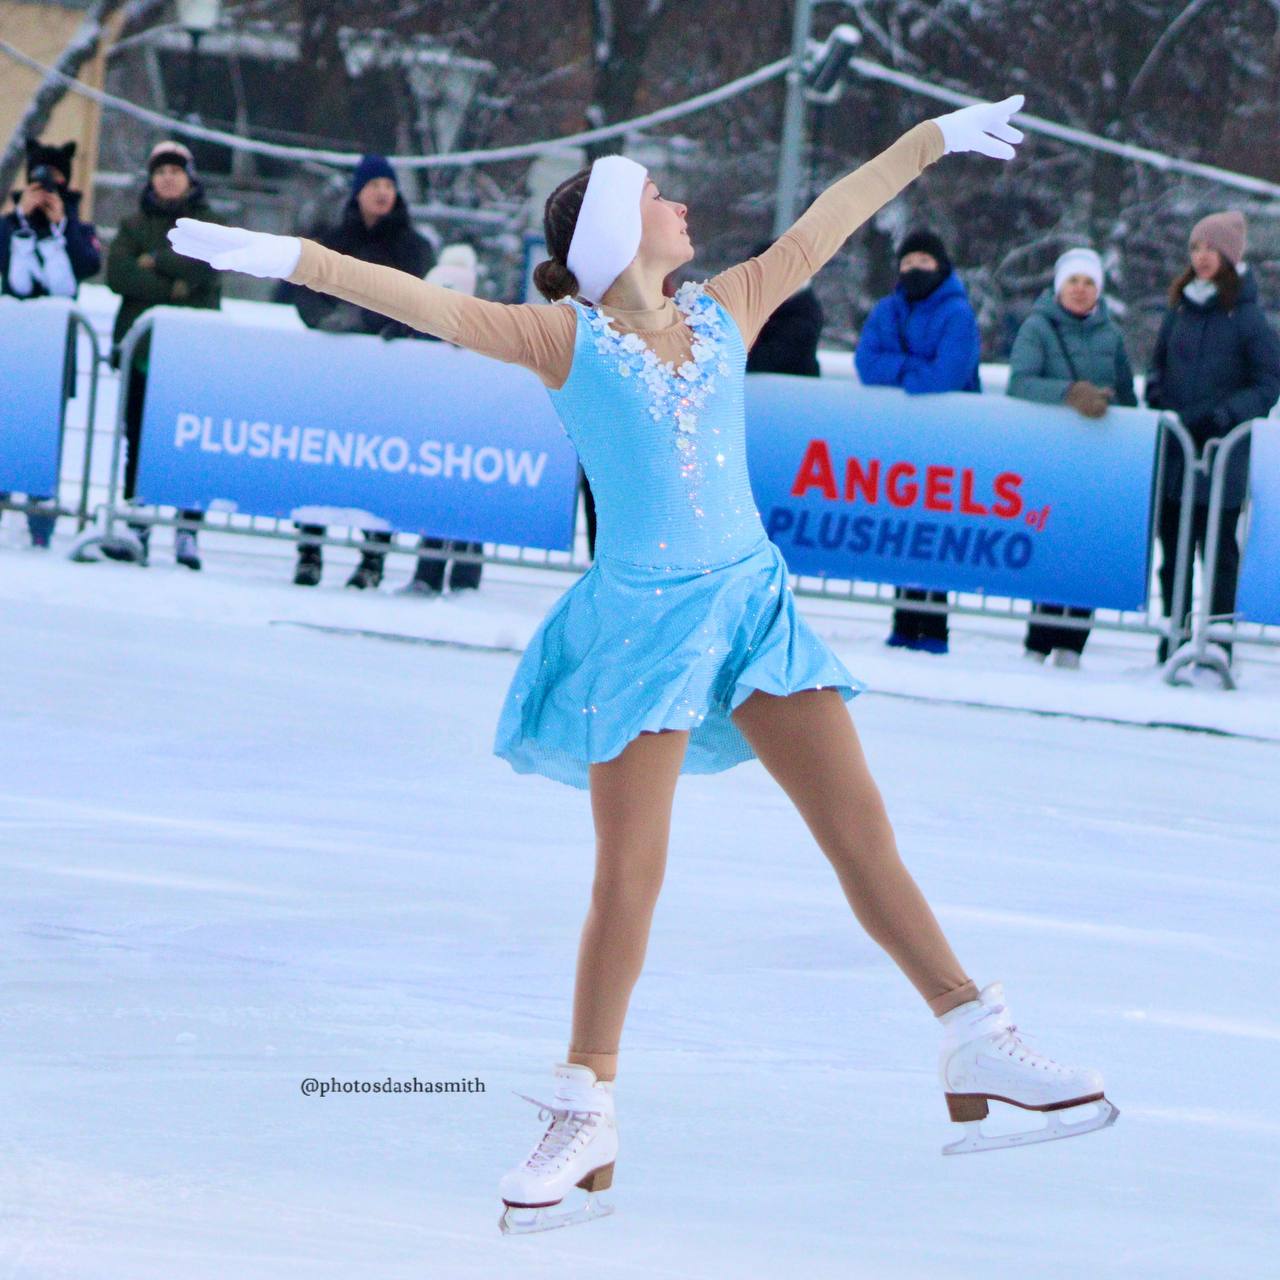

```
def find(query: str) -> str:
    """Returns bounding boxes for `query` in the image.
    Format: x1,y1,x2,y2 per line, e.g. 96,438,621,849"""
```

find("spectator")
0,138,101,547
744,237,822,376
1145,210,1280,666
2,139,100,300
1007,247,1137,668
855,229,980,655
397,244,486,598
105,141,222,569
281,154,436,589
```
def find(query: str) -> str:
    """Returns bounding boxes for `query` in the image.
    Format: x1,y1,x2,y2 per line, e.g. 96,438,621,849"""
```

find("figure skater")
169,92,1117,1236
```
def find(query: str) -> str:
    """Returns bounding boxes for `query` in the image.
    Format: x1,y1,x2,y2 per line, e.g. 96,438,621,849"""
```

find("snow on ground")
1,521,1277,1280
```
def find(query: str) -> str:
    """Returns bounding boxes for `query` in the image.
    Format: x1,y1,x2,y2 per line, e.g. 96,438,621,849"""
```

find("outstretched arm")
166,221,575,388
707,95,1024,349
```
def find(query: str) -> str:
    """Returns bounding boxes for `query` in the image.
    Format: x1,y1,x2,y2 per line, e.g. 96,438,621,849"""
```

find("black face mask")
899,267,946,302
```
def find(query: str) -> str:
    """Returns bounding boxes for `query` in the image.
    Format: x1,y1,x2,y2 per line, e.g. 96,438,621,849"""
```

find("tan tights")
567,688,978,1084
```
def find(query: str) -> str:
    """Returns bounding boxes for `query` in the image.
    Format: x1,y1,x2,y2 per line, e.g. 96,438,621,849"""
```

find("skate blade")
942,1097,1119,1156
499,1192,614,1235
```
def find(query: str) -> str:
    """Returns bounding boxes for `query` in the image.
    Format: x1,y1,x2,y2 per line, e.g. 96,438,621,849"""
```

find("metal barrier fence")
0,305,101,533
69,312,590,574
1162,419,1280,690
63,313,1280,685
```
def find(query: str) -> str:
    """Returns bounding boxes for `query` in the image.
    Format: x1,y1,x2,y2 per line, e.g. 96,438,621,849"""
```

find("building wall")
0,1,113,215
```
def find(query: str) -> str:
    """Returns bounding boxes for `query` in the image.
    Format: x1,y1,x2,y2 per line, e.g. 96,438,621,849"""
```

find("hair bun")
533,257,578,303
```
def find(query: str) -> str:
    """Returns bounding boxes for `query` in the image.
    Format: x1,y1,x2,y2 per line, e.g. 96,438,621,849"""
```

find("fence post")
68,308,102,532
1156,415,1200,671
1163,419,1255,690
67,314,154,562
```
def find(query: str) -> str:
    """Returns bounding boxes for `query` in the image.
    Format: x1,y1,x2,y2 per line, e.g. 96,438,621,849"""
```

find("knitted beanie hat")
1190,210,1246,266
1053,247,1104,297
896,228,951,275
351,154,397,198
148,140,195,176
426,244,477,295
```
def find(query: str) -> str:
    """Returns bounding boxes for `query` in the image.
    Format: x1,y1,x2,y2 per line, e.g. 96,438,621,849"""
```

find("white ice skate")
498,1062,617,1234
937,982,1119,1155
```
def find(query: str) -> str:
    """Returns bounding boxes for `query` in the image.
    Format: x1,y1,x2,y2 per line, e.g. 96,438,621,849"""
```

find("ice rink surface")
2,534,1277,1280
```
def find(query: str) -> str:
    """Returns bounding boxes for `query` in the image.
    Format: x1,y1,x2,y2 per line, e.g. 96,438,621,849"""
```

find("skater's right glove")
932,95,1025,159
167,219,302,280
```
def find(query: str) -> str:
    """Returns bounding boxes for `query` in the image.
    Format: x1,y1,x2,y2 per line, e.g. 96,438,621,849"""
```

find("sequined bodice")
548,283,767,571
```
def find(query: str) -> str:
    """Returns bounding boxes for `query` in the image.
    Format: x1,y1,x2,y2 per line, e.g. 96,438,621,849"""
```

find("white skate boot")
498,1062,617,1234
937,982,1119,1155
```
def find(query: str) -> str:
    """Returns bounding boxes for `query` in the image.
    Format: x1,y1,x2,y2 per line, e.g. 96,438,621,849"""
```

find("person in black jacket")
0,139,101,547
279,154,436,589
744,238,823,376
1145,210,1280,665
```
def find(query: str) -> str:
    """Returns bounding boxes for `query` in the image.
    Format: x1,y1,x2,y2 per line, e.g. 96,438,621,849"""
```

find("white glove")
167,219,302,279
932,94,1025,159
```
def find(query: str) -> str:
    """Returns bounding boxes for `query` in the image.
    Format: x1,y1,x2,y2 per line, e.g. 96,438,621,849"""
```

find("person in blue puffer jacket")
855,229,981,653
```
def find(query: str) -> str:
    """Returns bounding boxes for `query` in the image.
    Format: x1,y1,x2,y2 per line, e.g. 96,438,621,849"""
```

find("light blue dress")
493,281,863,789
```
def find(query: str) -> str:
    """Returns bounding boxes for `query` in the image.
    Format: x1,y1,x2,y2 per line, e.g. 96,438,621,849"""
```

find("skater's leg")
731,688,977,1016
570,728,689,1082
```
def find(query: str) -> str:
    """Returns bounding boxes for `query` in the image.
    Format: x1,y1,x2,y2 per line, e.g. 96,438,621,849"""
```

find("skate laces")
981,1002,1063,1071
511,1090,604,1171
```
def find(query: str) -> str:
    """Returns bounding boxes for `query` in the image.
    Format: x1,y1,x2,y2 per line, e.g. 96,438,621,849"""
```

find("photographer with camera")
1,139,101,303
0,139,101,548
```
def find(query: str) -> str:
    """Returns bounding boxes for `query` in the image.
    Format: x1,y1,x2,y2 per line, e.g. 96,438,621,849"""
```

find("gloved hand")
1064,381,1113,419
932,94,1025,159
167,219,302,279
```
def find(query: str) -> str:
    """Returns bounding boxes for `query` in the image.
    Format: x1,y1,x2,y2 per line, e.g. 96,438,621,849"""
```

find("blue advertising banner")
0,297,70,494
136,309,580,549
1237,421,1280,625
743,378,1161,610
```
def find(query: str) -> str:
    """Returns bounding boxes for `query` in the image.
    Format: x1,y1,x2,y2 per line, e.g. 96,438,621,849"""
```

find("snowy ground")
1,517,1277,1280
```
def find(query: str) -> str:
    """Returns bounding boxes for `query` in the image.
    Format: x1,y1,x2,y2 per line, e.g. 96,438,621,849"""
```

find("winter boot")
294,545,323,587
345,553,385,590
174,527,201,571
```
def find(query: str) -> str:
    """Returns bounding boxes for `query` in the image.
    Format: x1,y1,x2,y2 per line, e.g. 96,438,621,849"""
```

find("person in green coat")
1006,248,1137,667
105,141,223,569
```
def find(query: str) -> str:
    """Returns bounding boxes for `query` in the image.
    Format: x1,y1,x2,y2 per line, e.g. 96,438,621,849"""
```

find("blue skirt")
493,535,865,790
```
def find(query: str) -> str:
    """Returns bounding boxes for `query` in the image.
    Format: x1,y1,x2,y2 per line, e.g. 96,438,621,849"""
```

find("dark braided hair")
532,167,591,302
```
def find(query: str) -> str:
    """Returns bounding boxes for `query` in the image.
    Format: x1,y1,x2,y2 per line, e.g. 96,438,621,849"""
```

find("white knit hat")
566,154,648,304
1054,247,1103,298
426,243,477,295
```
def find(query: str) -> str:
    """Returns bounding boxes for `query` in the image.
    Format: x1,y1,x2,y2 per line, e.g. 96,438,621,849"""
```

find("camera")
29,164,59,192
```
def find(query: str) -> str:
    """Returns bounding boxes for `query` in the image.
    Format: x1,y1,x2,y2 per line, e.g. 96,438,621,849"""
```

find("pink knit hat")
1190,210,1246,266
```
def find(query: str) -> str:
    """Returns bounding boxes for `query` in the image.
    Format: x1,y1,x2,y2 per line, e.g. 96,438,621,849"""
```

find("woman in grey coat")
1007,248,1137,666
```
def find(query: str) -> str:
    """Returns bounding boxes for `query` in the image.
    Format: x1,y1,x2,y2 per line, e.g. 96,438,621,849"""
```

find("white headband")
1054,248,1104,298
565,154,648,305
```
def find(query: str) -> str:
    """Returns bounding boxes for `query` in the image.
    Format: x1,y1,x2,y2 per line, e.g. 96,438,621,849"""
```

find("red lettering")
959,468,988,516
924,465,954,512
993,471,1023,519
791,440,838,499
886,462,918,508
845,457,880,504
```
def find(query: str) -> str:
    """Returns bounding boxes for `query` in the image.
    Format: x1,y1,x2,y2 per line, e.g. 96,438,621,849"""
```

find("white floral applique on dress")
578,281,733,519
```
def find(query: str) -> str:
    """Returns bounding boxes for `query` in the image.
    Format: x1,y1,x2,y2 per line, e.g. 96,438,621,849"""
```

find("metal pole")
70,309,101,531
104,315,153,542
1161,415,1199,669
773,0,814,238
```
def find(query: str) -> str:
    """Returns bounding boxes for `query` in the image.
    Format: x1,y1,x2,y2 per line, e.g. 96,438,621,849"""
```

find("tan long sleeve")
287,241,577,388
705,120,945,348
285,118,942,393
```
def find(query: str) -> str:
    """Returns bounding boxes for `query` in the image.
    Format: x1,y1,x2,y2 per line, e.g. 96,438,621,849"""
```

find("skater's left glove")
932,95,1025,159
